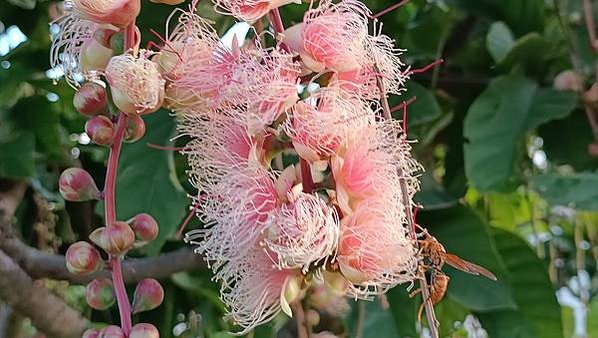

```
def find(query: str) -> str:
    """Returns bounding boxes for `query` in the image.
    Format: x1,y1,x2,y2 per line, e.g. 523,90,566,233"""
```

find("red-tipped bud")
86,278,115,310
129,323,160,338
124,115,146,143
82,329,100,338
554,70,584,92
74,82,108,117
86,116,114,146
132,278,164,314
130,213,159,242
59,167,101,202
65,241,103,275
99,325,125,338
80,38,113,72
90,221,135,256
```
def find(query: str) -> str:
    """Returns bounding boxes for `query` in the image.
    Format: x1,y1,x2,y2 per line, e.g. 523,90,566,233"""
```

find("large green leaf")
478,228,562,338
495,33,552,73
116,110,188,255
532,173,598,211
0,131,35,178
418,206,516,311
386,286,417,338
464,76,577,192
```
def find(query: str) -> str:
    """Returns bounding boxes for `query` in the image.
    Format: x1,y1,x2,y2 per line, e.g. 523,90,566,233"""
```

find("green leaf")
398,81,442,127
532,173,598,211
496,33,552,73
386,286,417,337
0,131,35,178
415,171,460,210
418,206,516,311
116,110,188,255
464,76,577,192
345,299,400,338
486,22,515,62
478,228,562,338
448,0,544,35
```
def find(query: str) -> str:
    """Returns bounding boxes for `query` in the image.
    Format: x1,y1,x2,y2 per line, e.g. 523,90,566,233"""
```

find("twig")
370,0,410,20
554,0,598,143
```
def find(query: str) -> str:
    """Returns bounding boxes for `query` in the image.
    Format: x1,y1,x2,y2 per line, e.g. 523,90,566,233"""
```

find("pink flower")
186,162,279,265
71,0,140,27
336,199,417,295
284,89,373,162
105,53,165,115
161,11,241,111
284,0,370,73
217,248,303,334
212,0,301,22
263,190,340,272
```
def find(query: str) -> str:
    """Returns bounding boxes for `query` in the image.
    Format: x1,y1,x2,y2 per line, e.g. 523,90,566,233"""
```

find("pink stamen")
389,95,417,114
370,0,410,19
149,28,184,62
146,142,187,151
176,203,200,239
409,59,444,75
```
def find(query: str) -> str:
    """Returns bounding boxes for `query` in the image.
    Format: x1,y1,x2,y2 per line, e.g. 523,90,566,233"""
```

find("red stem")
104,23,137,335
370,0,410,19
269,8,290,52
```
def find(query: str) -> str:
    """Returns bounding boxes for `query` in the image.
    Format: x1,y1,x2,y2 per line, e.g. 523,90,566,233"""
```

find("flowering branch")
375,68,440,337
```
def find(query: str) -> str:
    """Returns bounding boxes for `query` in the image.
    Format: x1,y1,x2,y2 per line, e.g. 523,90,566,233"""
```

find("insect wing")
444,253,497,281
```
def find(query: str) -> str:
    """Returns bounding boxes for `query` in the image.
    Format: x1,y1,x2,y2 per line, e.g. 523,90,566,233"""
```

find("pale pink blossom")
104,53,165,115
161,9,241,111
336,199,417,297
284,89,373,162
283,0,370,73
263,190,340,272
212,0,301,22
70,0,140,27
216,248,302,334
186,162,279,267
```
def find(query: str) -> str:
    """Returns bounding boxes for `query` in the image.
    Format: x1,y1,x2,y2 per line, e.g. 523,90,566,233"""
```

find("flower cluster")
165,0,422,333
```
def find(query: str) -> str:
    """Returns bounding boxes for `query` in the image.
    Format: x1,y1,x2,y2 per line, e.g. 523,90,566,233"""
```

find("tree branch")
0,181,206,285
0,249,89,338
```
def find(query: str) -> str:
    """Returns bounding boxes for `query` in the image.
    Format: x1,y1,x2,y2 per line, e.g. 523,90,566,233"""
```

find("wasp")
410,228,497,320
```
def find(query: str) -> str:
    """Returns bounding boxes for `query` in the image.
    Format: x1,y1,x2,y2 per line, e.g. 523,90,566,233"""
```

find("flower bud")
130,213,159,242
124,115,146,143
59,167,101,202
90,221,135,256
86,278,115,310
80,38,113,72
99,325,125,338
86,116,114,146
65,241,103,275
74,82,108,117
82,329,100,338
93,28,117,49
73,0,140,28
109,32,125,55
132,278,164,314
554,70,584,92
129,323,160,338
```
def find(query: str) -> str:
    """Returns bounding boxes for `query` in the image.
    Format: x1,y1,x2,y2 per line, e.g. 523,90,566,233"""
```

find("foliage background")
0,0,596,337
